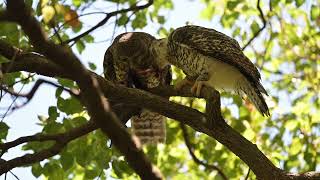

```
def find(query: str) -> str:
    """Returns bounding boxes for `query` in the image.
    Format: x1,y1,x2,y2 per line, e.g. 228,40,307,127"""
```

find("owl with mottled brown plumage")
151,25,270,117
103,32,171,144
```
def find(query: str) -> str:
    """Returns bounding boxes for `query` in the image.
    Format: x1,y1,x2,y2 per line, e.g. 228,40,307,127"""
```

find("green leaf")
72,0,81,7
43,163,64,180
227,1,239,10
60,151,74,171
232,27,241,37
311,5,320,21
132,12,147,29
221,12,239,28
55,87,63,98
285,120,299,131
31,163,43,178
117,14,129,26
0,122,9,140
270,0,280,9
295,0,304,7
286,0,293,4
48,106,59,120
157,15,165,24
200,1,215,20
0,23,20,45
83,34,94,43
43,121,64,134
88,62,97,71
57,78,76,88
1,72,21,86
85,169,100,179
250,21,260,34
75,145,90,167
57,97,84,115
289,138,302,155
76,40,85,54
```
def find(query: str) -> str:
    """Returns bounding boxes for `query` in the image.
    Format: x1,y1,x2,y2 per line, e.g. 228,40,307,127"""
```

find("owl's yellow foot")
191,81,209,97
175,78,194,90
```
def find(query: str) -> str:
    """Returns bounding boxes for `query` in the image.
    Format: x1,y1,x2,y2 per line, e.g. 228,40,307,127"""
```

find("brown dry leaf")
64,9,81,28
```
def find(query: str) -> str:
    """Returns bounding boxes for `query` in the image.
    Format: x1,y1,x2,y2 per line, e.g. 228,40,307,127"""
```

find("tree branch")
180,124,228,180
1,1,162,179
0,121,96,153
1,78,79,100
0,101,142,174
0,121,97,174
242,0,267,50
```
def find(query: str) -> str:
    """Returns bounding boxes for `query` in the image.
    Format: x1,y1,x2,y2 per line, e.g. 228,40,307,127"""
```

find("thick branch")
2,1,162,179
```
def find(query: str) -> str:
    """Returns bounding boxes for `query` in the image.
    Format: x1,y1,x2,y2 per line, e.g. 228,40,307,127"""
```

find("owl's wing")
169,25,261,83
103,37,132,87
103,47,116,82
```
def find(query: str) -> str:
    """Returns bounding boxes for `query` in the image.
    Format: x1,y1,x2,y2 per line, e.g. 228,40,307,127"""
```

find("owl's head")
150,38,170,69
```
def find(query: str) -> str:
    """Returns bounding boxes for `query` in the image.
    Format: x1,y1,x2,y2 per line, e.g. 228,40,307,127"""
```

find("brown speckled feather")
166,25,269,116
169,25,261,83
104,32,171,144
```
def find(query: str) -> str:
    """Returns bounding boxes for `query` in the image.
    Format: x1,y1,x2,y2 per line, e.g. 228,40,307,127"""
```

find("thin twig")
1,79,79,101
245,168,251,180
0,121,96,151
62,0,154,44
50,11,108,40
180,124,228,180
0,79,79,120
242,0,267,50
0,82,25,121
8,171,20,180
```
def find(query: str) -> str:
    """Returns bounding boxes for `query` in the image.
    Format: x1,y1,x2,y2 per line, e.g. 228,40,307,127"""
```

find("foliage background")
0,0,319,179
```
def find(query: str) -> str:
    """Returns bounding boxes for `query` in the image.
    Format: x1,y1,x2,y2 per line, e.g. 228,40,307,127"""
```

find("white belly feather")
206,57,245,92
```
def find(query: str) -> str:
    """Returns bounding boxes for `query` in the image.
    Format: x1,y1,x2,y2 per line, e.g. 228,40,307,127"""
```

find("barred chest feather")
168,42,247,92
168,42,206,78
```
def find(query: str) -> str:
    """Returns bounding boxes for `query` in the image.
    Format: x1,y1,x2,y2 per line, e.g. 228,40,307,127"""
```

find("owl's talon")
191,81,205,97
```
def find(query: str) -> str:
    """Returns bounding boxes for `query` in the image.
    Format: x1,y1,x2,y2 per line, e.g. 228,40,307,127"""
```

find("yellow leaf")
41,0,49,7
54,3,66,14
42,5,55,23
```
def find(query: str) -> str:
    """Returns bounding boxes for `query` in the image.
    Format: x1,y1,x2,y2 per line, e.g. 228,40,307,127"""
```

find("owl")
103,32,171,144
151,25,269,116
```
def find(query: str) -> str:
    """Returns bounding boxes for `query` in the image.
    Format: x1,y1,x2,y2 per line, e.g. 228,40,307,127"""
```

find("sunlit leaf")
42,5,55,23
311,5,320,21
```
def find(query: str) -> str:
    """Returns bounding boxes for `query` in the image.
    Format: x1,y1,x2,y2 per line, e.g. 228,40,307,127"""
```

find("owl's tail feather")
131,110,166,144
256,81,268,96
240,80,270,116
